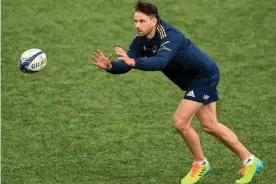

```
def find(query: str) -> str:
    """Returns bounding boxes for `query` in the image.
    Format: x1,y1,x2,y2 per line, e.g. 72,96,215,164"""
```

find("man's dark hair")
135,0,159,18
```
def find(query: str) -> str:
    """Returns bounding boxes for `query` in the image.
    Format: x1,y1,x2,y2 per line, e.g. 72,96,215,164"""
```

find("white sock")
243,155,254,166
199,158,207,166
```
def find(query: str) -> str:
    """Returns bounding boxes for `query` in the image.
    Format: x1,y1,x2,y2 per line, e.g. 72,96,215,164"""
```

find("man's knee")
200,119,219,134
172,115,191,131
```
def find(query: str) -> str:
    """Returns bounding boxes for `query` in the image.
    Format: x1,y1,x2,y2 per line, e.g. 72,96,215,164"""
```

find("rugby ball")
19,48,47,73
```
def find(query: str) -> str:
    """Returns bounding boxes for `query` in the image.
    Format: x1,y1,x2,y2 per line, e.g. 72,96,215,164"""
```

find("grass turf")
2,0,276,183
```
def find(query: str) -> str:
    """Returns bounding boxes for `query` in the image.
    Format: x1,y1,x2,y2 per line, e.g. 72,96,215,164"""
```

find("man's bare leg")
173,99,204,162
196,102,251,160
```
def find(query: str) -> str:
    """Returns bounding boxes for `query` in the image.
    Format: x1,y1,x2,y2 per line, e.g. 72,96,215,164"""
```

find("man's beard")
137,27,154,38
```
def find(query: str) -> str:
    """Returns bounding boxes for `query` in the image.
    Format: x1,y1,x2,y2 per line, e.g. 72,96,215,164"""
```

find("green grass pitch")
2,0,276,183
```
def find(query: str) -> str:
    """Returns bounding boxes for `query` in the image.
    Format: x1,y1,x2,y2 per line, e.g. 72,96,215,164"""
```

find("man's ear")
152,17,158,26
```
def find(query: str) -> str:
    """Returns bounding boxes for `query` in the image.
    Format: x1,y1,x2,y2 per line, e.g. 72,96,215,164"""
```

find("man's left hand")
115,47,136,67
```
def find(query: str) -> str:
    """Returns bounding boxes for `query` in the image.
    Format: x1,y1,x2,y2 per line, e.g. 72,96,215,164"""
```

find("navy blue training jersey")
107,17,219,91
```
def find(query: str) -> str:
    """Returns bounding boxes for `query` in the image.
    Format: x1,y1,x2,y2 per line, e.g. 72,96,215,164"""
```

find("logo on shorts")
203,95,210,100
186,90,195,98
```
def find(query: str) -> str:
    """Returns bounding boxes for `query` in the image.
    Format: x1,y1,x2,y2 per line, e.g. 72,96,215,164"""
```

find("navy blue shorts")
184,71,220,104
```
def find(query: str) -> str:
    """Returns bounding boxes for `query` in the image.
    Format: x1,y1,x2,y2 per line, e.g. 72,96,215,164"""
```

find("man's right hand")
92,50,112,70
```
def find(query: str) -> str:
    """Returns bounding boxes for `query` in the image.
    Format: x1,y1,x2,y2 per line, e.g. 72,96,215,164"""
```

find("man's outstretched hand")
92,50,112,70
115,47,136,67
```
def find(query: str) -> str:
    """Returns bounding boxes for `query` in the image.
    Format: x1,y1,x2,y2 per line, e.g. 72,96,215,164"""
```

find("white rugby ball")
19,48,47,73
